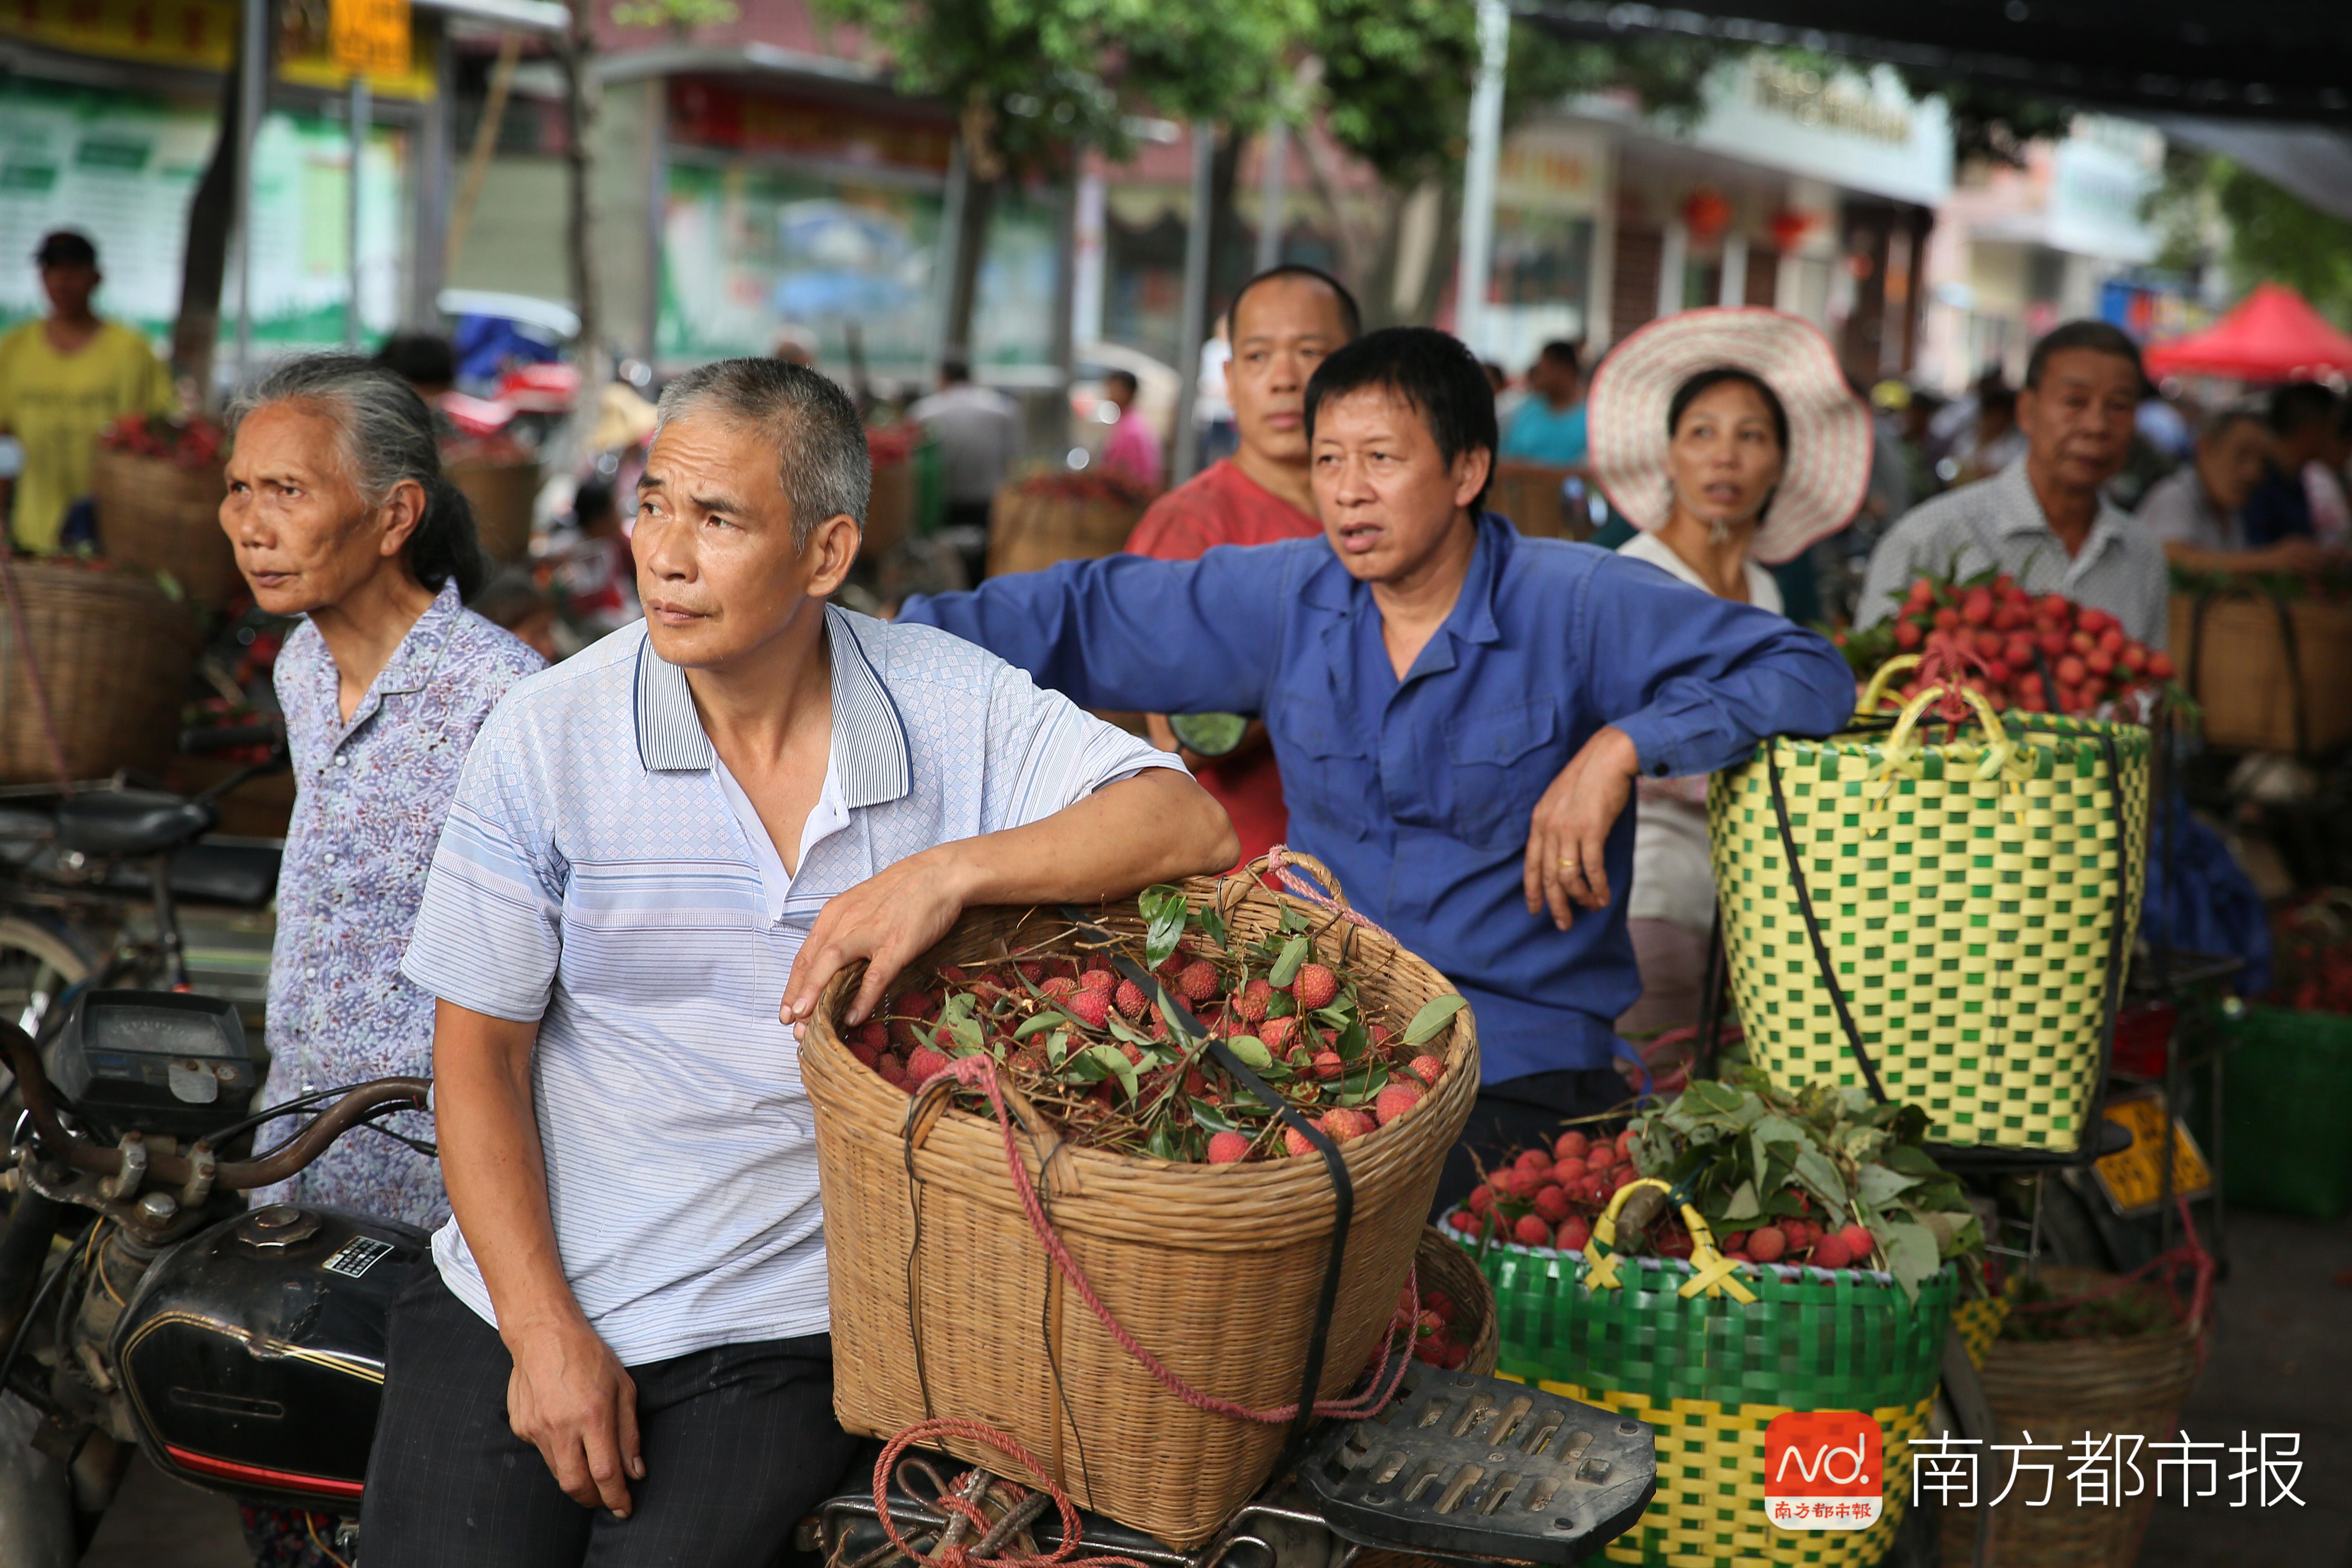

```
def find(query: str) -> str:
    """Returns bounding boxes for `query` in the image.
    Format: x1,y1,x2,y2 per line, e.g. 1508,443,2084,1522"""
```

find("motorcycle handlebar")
2,1024,428,1193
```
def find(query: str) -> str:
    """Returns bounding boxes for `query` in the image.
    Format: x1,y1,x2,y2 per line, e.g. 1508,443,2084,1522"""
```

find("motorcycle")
0,797,1659,1568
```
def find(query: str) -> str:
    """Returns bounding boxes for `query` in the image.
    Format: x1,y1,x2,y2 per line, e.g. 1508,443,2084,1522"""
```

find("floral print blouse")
254,581,543,1227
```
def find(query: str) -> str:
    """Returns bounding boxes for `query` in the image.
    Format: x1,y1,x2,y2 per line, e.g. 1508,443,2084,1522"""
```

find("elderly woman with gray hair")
222,356,544,1222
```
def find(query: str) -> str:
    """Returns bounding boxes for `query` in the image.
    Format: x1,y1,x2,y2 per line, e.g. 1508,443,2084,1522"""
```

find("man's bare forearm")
936,767,1236,908
432,1000,587,1342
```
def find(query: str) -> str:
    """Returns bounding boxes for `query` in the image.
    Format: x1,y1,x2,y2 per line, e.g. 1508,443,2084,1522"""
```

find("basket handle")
1856,653,1921,717
1581,1177,1754,1303
906,1068,1078,1198
1222,845,1352,922
1764,742,1890,1105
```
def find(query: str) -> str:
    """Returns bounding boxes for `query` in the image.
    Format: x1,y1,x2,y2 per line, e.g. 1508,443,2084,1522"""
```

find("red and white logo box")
1764,1410,1884,1531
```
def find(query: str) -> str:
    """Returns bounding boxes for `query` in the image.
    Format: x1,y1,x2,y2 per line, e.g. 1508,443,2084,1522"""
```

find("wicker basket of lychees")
802,854,1477,1550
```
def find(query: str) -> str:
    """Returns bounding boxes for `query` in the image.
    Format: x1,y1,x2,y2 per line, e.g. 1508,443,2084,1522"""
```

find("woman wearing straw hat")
1586,308,1871,1042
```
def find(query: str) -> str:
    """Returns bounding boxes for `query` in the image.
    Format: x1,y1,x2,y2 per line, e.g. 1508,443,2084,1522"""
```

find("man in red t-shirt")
1127,265,1360,862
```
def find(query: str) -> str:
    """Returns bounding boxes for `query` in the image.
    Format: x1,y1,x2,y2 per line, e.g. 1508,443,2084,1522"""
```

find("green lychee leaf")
1191,1098,1236,1134
1857,1163,1919,1207
1268,935,1310,988
1147,1123,1180,1162
1140,884,1189,969
1722,1178,1761,1222
1278,906,1310,935
1105,1012,1152,1046
1400,993,1468,1048
1266,991,1297,1019
1046,1029,1070,1069
1194,902,1228,948
1226,1036,1274,1071
1013,1012,1062,1041
1337,1062,1390,1105
1332,1017,1372,1063
1086,1042,1140,1100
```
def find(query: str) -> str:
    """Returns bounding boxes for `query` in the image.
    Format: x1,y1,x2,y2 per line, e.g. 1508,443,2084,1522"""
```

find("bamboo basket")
87,448,241,608
984,474,1151,578
1940,1267,2201,1568
1711,665,2150,1154
0,562,201,782
2170,590,2352,755
802,866,1479,1548
447,458,539,563
1489,461,1583,541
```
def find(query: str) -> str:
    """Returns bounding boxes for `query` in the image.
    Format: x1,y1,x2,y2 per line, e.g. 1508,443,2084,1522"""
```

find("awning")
412,0,570,37
2143,283,2352,381
1519,0,2352,124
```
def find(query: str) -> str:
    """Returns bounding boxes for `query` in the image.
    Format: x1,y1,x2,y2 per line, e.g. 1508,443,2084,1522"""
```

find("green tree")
2145,150,2352,325
816,0,1307,358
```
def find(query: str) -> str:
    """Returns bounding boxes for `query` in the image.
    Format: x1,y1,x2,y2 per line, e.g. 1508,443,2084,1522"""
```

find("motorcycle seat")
55,789,220,858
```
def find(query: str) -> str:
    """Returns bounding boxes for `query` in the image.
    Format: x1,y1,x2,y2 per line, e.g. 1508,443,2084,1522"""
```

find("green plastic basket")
2221,1006,2352,1221
1453,1225,1958,1568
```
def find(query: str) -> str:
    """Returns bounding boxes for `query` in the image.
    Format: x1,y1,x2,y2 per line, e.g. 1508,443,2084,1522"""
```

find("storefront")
1473,55,1951,378
1918,114,2168,390
0,0,551,357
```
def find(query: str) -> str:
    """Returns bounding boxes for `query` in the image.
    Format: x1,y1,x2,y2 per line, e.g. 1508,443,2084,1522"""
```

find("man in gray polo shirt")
1857,320,2169,646
361,360,1235,1563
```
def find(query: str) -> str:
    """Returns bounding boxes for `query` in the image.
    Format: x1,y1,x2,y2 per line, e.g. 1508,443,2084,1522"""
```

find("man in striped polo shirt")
361,359,1236,1563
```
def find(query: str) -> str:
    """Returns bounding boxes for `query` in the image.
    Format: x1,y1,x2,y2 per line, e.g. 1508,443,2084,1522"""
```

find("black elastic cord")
2267,586,2310,758
1058,905,1354,1455
1764,744,1889,1102
1694,909,1726,1080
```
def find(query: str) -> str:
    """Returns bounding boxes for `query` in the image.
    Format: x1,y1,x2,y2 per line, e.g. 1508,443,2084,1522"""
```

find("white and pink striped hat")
1586,307,1872,565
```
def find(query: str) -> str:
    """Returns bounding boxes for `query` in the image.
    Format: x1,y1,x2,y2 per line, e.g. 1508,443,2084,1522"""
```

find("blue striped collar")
630,606,912,808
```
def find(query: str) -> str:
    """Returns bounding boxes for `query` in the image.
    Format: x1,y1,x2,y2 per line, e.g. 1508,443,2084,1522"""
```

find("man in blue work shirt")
899,327,1853,1205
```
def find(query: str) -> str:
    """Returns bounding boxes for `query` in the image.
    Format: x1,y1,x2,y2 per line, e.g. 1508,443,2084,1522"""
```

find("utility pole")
1169,122,1216,483
1452,0,1509,357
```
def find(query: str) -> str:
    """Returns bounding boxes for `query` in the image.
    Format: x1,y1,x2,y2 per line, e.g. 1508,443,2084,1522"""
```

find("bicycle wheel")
0,913,95,1043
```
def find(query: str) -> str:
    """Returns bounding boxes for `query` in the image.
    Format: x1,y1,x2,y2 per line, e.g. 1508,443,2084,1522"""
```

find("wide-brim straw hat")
1586,307,1872,565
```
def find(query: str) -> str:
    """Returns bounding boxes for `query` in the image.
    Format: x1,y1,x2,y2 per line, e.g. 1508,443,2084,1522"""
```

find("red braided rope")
1254,844,1400,944
871,1417,1149,1568
921,1051,1416,1425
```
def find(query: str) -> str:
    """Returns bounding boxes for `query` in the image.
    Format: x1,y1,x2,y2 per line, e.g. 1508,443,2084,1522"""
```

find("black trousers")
1428,1068,1636,1221
361,1270,860,1567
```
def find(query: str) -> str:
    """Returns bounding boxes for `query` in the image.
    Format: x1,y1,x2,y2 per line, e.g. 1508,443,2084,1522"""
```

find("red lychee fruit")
1080,968,1116,994
1551,1156,1588,1185
898,989,940,1019
905,1045,950,1083
1515,1148,1554,1177
1114,979,1147,1018
1586,1143,1618,1172
1499,1166,1542,1200
1016,961,1046,984
1374,1082,1424,1125
1555,1215,1592,1252
1533,1184,1571,1223
1368,1023,1393,1048
1260,1016,1300,1053
1512,1214,1553,1248
1291,963,1339,1010
1836,1224,1876,1261
1040,976,1078,1000
851,1042,881,1069
1207,1131,1251,1164
1063,989,1112,1029
1467,1185,1494,1215
1405,1055,1445,1088
1322,1108,1374,1144
1809,1235,1853,1270
1448,1209,1480,1235
1554,1130,1590,1161
1746,1225,1787,1263
1311,1050,1346,1081
1176,960,1219,1002
1234,978,1274,1023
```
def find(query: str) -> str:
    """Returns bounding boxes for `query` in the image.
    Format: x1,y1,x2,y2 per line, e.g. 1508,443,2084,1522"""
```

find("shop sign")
1681,57,1952,209
0,0,236,71
669,79,951,175
1495,122,1606,216
2091,1091,2213,1217
330,0,409,78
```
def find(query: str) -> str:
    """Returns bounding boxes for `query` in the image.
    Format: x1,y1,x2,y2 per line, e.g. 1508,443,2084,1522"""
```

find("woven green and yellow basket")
1456,1180,1960,1568
1710,663,2151,1154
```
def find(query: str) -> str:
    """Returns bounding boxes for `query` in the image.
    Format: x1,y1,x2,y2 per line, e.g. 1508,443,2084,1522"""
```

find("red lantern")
1683,187,1733,244
1767,207,1815,252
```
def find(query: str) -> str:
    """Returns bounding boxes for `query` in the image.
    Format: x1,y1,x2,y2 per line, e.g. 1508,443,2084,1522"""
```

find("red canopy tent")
2143,283,2352,382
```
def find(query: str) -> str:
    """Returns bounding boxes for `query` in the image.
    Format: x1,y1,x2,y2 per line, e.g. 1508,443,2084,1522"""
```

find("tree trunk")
172,21,247,407
942,172,997,363
560,0,600,373
1206,126,1245,313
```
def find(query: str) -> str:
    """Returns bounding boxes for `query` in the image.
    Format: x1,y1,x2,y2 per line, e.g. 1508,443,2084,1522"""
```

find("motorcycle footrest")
1301,1365,1656,1565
